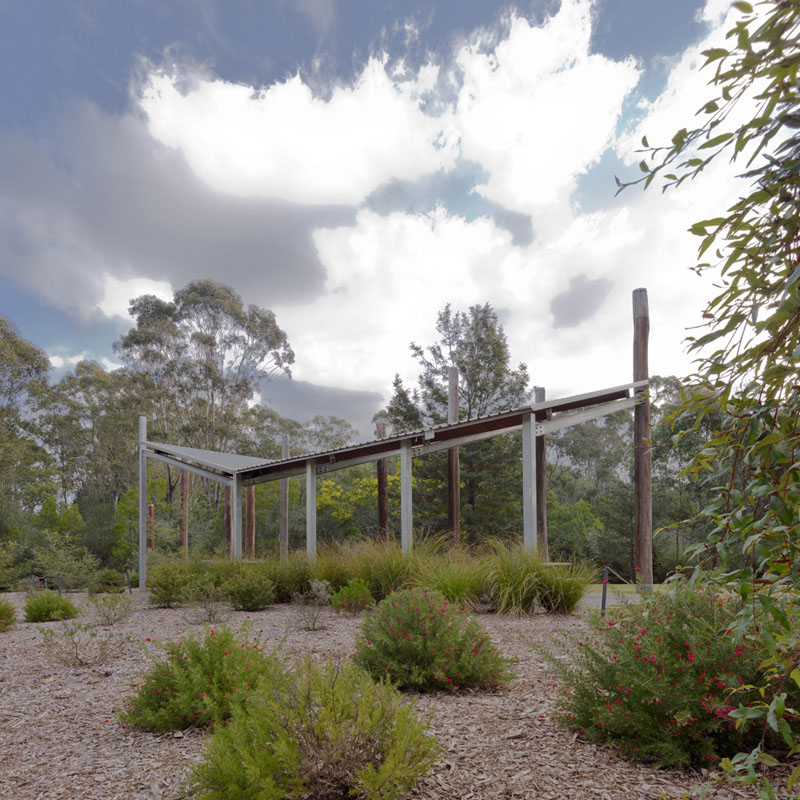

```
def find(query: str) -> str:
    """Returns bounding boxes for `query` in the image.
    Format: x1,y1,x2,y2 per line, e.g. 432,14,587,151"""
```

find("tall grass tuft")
260,552,311,603
343,539,411,601
485,540,543,615
536,562,597,614
308,545,350,592
410,549,488,611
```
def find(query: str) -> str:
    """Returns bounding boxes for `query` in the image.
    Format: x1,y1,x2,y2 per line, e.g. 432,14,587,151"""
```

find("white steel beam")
539,396,637,436
138,416,147,590
306,460,317,559
400,440,413,555
521,412,537,553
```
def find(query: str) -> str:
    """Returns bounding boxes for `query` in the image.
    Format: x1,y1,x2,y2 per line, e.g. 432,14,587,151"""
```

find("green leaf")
641,135,649,148
790,668,800,690
639,160,650,173
732,1,752,12
702,48,729,62
787,763,800,793
699,132,734,149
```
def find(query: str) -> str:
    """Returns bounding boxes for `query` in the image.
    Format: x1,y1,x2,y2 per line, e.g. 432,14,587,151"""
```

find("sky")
0,0,752,441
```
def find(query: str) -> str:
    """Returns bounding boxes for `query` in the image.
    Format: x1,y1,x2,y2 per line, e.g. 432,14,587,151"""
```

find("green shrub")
354,587,515,692
89,567,124,594
192,657,440,800
0,597,16,631
536,562,597,614
223,569,275,611
411,550,488,611
24,591,79,622
543,588,800,767
147,562,190,607
87,592,133,626
119,624,278,732
263,553,311,603
183,573,229,623
330,577,373,614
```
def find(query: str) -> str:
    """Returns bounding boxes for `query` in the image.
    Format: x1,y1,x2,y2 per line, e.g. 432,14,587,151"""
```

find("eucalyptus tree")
618,1,800,782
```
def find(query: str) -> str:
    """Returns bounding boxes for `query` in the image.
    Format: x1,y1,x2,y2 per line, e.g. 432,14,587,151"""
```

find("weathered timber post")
534,386,549,561
180,470,190,559
224,486,232,558
246,485,256,559
400,440,413,555
375,422,390,537
633,288,653,590
447,366,460,546
138,416,147,589
306,460,317,560
147,504,155,552
280,434,289,562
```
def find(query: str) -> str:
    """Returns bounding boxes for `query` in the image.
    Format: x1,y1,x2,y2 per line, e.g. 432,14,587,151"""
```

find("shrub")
24,591,79,623
543,588,800,767
183,573,229,623
354,587,515,692
293,579,332,631
119,624,278,732
88,568,124,594
263,553,311,603
87,592,133,626
147,562,190,608
411,550,488,611
0,597,16,631
40,621,130,666
330,578,373,614
222,569,275,612
192,657,440,800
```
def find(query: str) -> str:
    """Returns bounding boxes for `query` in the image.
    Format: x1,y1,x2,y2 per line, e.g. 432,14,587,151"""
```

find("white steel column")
400,440,413,556
138,416,147,589
306,460,317,559
231,475,242,559
522,412,538,553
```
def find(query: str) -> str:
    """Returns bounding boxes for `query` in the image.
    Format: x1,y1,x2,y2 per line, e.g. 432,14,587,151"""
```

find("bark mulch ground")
0,591,788,800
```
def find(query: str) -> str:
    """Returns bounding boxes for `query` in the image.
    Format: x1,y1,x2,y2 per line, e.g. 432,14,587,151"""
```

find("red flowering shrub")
353,587,515,692
119,624,280,732
544,588,800,767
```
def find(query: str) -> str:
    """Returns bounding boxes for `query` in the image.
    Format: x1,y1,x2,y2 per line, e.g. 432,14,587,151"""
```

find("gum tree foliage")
619,1,800,786
384,303,530,538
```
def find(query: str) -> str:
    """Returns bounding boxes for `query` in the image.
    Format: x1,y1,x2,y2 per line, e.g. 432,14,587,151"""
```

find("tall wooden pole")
246,485,256,559
447,366,460,546
633,288,653,590
279,434,289,562
224,485,232,558
534,386,549,561
376,422,389,537
180,470,189,559
146,504,155,552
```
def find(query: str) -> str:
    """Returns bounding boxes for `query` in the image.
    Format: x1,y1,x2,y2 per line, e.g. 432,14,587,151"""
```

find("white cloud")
100,356,124,371
48,354,64,369
96,273,173,320
139,58,457,205
454,1,640,218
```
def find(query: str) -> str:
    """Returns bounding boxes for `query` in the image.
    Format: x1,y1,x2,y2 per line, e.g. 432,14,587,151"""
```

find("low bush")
147,563,190,608
87,592,133,626
24,591,79,623
88,568,124,594
354,587,515,692
119,624,279,732
543,588,800,767
263,553,311,603
222,569,275,611
192,656,440,800
40,620,130,666
0,597,16,631
330,577,373,614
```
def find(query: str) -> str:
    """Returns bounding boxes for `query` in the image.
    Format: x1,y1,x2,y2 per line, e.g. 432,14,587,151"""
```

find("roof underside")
142,380,648,486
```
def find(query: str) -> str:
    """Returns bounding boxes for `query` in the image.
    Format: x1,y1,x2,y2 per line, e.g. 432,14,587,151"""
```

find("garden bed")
0,591,779,800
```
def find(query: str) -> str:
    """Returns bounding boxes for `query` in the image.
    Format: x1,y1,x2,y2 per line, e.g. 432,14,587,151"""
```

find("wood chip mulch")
0,591,790,800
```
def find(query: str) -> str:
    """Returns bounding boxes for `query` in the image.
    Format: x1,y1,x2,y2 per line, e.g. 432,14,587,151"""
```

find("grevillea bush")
193,657,439,800
354,587,515,692
222,569,275,612
147,563,190,608
0,597,16,631
544,588,800,767
330,577,373,614
119,624,279,732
